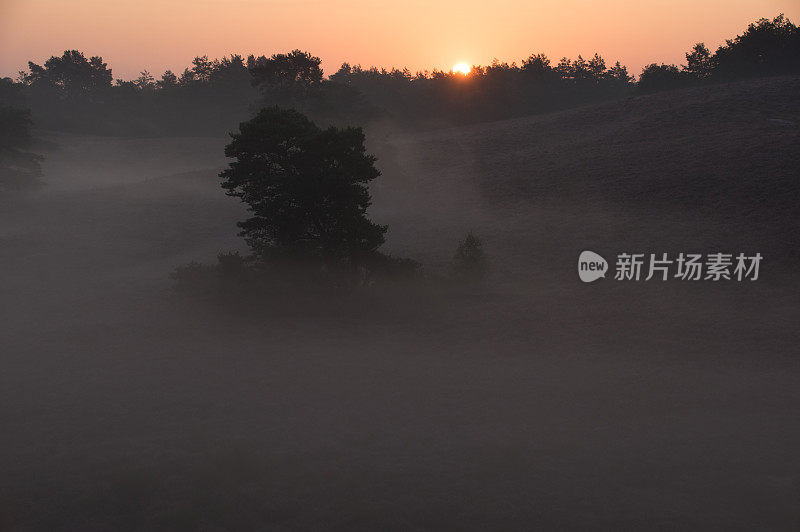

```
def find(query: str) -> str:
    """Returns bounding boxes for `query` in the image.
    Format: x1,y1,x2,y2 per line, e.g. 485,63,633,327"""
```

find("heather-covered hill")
373,75,800,273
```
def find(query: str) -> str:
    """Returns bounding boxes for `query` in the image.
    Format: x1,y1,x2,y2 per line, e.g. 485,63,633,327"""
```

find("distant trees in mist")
451,233,489,283
3,47,636,134
1,14,798,136
20,50,113,98
0,79,42,191
329,52,634,127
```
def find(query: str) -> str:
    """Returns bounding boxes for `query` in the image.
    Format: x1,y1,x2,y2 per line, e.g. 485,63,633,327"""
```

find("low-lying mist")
1,75,798,530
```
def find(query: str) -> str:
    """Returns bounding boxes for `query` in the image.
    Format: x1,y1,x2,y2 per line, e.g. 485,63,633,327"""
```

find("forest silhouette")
1,14,797,142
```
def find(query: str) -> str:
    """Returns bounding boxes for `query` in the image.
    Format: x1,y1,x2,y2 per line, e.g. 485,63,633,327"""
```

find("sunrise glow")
453,62,471,75
2,0,797,80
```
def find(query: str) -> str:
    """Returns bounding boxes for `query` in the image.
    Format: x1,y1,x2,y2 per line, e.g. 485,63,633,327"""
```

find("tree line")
2,14,797,136
1,14,798,190
0,16,793,134
639,14,800,92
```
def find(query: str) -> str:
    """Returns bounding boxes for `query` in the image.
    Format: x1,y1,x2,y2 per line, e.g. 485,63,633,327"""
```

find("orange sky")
1,0,797,80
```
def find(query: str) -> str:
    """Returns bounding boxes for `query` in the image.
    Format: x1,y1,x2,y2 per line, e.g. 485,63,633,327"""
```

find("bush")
170,250,422,301
169,260,217,294
450,233,488,283
169,252,252,296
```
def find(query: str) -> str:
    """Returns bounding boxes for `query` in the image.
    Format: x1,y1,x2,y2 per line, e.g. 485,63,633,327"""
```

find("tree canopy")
22,50,112,98
638,14,799,93
220,107,386,267
248,50,324,87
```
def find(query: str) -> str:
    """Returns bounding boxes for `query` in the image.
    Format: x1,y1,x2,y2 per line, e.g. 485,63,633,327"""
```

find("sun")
453,62,471,75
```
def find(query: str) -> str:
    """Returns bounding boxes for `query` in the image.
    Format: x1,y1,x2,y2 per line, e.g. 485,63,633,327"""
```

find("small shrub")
169,260,217,294
216,251,249,282
364,252,422,283
450,233,488,283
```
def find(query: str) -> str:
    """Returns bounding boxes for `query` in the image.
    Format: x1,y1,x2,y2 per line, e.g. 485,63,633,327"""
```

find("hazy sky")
1,0,797,80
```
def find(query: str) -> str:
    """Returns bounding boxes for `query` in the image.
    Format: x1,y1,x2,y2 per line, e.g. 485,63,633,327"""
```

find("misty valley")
1,11,799,532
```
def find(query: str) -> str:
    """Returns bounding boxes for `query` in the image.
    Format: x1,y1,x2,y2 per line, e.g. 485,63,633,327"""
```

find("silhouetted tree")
606,61,633,84
586,54,607,82
210,55,251,86
0,77,26,108
250,51,377,127
157,70,178,89
522,54,553,77
220,107,386,268
22,50,112,98
248,50,324,87
134,70,156,90
683,43,714,79
555,57,574,81
638,15,799,94
178,67,196,86
189,55,215,83
713,14,800,79
451,233,488,282
0,106,42,190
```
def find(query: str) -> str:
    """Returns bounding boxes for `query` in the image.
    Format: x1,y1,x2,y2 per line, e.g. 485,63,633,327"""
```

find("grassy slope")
373,75,799,273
